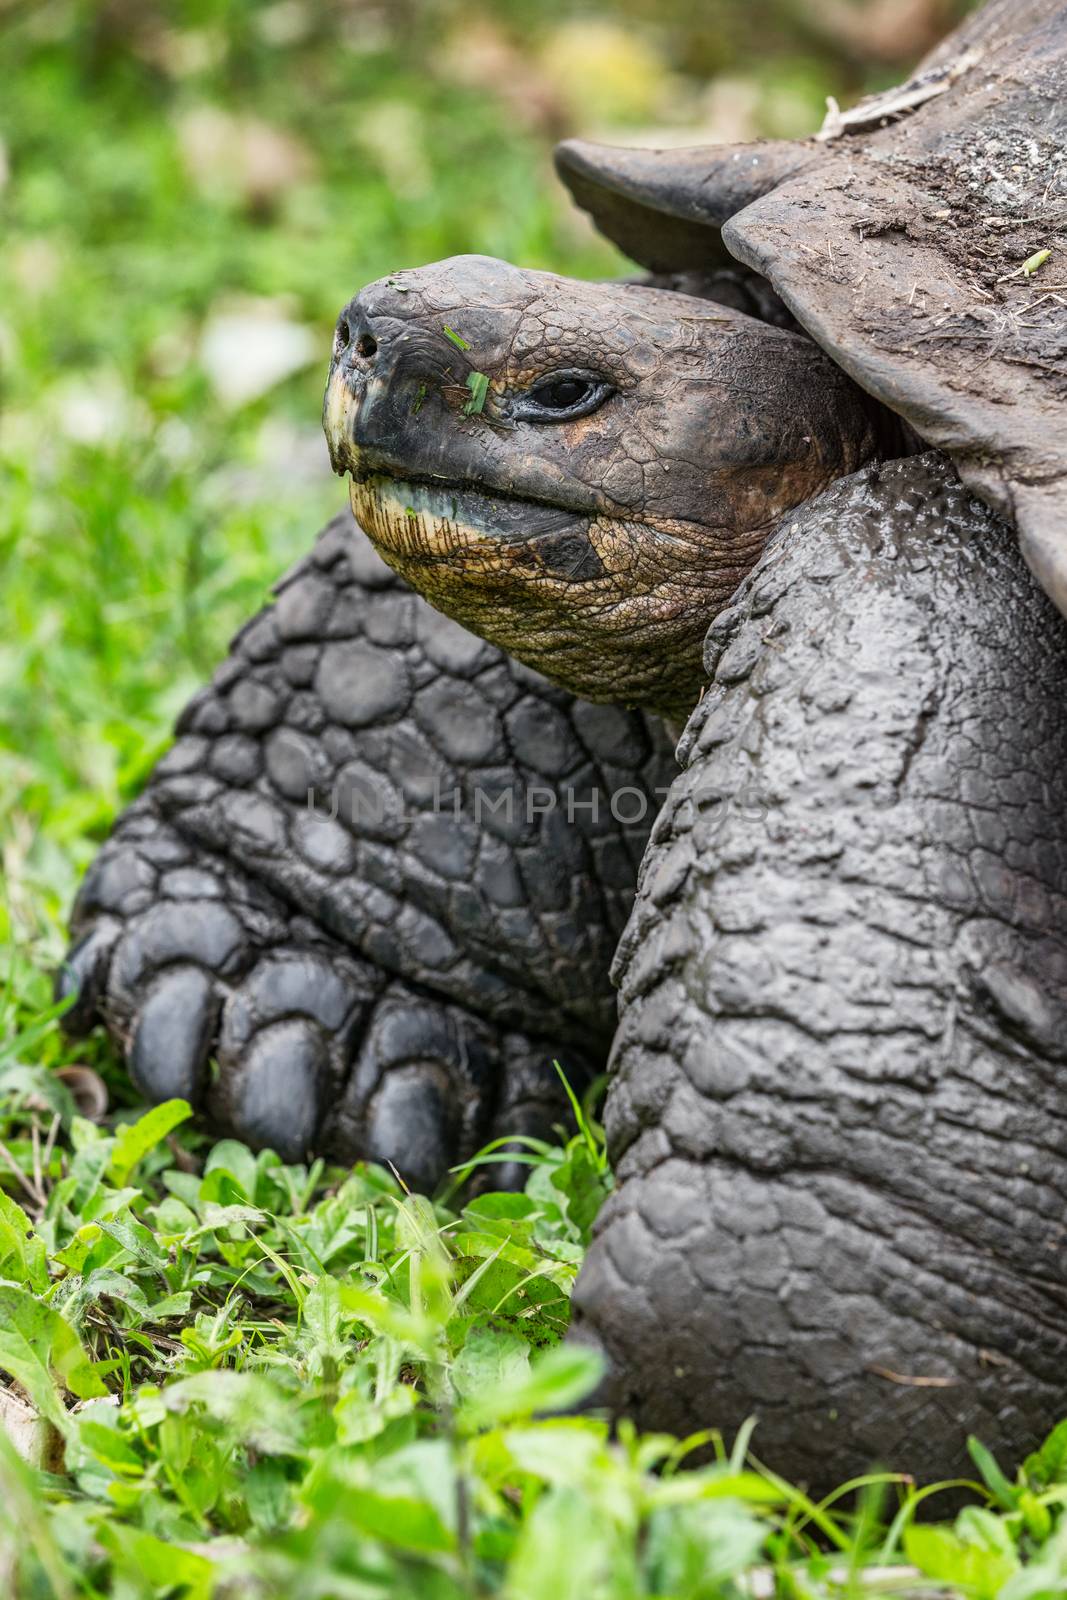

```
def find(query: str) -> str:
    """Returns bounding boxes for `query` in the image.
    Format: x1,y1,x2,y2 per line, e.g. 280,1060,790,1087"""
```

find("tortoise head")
324,254,888,720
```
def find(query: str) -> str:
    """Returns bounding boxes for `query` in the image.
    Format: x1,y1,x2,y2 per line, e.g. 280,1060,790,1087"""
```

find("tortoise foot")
58,808,577,1187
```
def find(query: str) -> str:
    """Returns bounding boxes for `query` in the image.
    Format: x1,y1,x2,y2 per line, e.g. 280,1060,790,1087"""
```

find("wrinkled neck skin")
323,255,896,722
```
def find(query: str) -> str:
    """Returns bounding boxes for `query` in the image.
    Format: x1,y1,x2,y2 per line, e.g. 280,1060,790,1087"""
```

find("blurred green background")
0,0,974,1028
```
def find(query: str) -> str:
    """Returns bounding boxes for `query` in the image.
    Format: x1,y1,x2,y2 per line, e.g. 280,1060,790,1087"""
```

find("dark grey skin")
59,521,674,1187
62,0,1067,1489
541,0,1067,1486
577,452,1067,1487
321,259,1067,1483
324,257,895,722
312,0,1067,1487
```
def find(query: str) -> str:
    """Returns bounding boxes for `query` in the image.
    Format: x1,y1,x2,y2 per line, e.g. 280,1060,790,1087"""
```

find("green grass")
0,2,1057,1595
4,1049,1067,1597
0,1,623,1015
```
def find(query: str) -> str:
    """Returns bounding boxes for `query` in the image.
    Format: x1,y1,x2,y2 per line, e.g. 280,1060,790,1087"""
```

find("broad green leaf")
70,1116,105,1152
956,1505,1019,1561
163,1370,305,1456
63,1138,112,1216
314,1441,461,1555
507,1487,616,1600
451,1325,530,1404
147,1290,193,1321
460,1342,604,1429
98,1524,213,1600
905,1518,1019,1599
245,1458,293,1533
75,1417,144,1477
999,1521,1067,1600
373,1440,459,1545
61,1267,151,1325
97,1214,171,1273
550,1141,610,1242
161,1169,202,1211
0,1190,47,1291
0,1285,107,1429
1025,1418,1067,1487
337,1484,455,1554
150,1196,198,1236
52,1222,102,1275
501,1419,605,1485
449,1248,571,1343
195,1200,263,1237
463,1192,537,1223
337,1283,440,1355
202,1139,260,1204
334,1380,418,1446
107,1099,192,1185
303,1273,343,1346
644,1498,769,1595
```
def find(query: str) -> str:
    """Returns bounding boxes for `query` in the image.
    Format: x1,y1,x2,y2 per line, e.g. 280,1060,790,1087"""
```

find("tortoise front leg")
59,509,673,1183
573,453,1067,1487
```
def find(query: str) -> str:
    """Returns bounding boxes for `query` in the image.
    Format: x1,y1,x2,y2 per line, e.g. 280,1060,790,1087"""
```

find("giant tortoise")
61,0,1067,1486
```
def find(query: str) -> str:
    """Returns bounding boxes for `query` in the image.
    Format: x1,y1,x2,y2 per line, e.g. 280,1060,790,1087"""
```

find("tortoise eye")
537,377,589,409
516,371,614,423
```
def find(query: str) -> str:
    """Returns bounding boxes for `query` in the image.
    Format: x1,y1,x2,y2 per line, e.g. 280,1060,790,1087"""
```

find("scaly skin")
64,233,1067,1484
59,510,674,1184
574,454,1067,1486
321,258,1067,1480
323,256,894,721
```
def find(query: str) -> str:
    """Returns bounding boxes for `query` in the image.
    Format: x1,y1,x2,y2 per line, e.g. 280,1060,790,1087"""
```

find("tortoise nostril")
334,318,350,358
356,332,378,360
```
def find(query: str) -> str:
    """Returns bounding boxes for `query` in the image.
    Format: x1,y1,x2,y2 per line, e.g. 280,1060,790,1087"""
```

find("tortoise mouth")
347,456,602,522
348,467,601,576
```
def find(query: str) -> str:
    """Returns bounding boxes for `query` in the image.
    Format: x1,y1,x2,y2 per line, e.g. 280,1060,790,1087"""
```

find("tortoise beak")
322,361,361,476
323,291,471,480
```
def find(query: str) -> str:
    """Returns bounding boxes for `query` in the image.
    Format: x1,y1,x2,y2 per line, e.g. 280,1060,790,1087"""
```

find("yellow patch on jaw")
346,469,752,720
349,476,494,563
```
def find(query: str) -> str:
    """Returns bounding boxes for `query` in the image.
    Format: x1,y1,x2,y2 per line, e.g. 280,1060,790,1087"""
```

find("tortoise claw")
128,965,220,1107
223,1018,331,1164
329,993,495,1193
211,947,377,1164
54,918,121,1036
